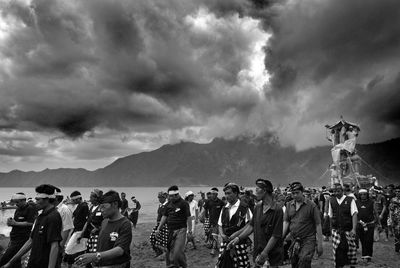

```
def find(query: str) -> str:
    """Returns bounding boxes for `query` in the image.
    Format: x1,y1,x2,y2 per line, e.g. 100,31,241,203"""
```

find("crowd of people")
148,181,400,268
0,181,399,268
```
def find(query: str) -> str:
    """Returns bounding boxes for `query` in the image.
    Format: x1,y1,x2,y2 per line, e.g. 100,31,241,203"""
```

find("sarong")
332,229,357,266
87,233,99,253
217,241,250,268
150,224,169,249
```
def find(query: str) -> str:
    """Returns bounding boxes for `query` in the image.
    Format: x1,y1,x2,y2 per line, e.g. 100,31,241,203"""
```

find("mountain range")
1,135,399,187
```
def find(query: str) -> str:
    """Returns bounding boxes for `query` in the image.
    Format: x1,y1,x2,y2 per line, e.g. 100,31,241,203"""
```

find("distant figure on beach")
0,193,37,268
53,187,74,267
203,187,224,255
185,191,198,250
2,184,62,268
156,185,191,268
197,192,206,213
120,192,129,217
64,191,89,268
74,190,132,268
149,191,169,257
129,196,141,228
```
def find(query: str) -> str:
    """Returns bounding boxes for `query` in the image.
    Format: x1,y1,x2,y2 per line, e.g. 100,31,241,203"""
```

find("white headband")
36,193,55,199
55,192,63,197
359,189,368,194
70,195,82,200
211,190,218,194
11,194,26,200
168,190,179,195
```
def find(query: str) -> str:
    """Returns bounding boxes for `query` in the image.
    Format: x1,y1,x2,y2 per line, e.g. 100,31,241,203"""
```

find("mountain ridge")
0,136,399,187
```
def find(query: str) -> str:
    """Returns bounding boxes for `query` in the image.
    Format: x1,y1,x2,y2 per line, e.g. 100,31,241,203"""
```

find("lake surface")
0,186,217,236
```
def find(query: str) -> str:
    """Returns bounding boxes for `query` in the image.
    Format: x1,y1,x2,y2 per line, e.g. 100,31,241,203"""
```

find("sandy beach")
0,223,399,268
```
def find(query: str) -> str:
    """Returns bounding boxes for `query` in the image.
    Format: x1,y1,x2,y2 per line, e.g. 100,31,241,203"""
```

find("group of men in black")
149,181,400,268
1,181,399,268
0,184,133,268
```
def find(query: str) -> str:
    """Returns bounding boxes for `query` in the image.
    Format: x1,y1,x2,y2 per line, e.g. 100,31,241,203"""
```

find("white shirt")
328,195,358,218
218,200,253,226
57,203,74,232
189,200,198,217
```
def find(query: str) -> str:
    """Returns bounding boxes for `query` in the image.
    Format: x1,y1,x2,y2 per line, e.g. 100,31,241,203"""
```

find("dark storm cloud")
1,0,399,158
247,0,400,144
0,0,268,140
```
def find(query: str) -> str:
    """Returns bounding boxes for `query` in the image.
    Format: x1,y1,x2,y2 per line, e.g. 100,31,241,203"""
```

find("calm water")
0,186,215,236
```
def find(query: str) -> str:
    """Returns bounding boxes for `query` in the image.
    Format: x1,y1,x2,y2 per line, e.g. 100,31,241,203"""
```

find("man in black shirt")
356,189,379,263
75,190,132,268
120,192,129,217
129,196,141,228
2,184,62,268
0,193,37,268
203,187,224,255
229,179,284,268
64,191,89,268
156,185,191,268
150,191,169,257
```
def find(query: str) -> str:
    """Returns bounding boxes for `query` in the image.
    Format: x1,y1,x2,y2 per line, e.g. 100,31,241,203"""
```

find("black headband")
100,195,120,204
256,179,273,193
289,182,304,192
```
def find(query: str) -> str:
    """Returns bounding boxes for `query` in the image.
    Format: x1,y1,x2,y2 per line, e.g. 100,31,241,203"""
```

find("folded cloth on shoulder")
65,231,88,255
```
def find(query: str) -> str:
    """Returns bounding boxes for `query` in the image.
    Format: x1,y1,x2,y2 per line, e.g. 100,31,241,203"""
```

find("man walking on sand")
2,184,62,268
329,183,358,268
156,185,192,268
203,187,224,255
229,179,284,268
282,182,323,268
217,182,252,267
75,190,132,268
0,193,37,268
150,191,169,257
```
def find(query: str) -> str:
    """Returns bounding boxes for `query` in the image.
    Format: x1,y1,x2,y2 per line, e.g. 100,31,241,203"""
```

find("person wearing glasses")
2,184,62,268
74,190,132,268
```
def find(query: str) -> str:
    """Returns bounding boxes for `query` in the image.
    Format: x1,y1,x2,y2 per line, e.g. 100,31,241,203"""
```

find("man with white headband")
356,188,378,263
0,193,37,268
2,184,62,268
53,187,74,267
155,185,191,268
203,187,224,255
64,191,89,268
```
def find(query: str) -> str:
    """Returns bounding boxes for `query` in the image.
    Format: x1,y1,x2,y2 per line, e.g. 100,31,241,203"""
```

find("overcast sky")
0,0,399,172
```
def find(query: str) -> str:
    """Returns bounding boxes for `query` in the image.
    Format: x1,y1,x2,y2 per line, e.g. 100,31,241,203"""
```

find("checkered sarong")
150,223,169,248
218,241,250,268
331,229,357,265
87,234,99,253
204,217,211,234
